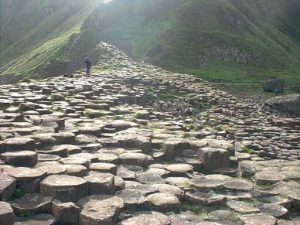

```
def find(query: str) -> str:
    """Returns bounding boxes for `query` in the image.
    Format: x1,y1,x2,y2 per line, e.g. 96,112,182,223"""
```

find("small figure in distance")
84,57,92,77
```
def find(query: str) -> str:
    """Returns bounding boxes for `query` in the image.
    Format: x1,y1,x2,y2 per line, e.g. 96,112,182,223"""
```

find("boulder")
265,94,300,116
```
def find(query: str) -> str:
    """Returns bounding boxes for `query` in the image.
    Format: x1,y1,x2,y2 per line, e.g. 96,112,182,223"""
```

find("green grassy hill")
76,0,300,85
0,0,99,80
1,0,300,88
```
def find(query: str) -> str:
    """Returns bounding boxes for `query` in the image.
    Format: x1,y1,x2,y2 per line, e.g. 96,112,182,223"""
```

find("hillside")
0,0,99,81
1,0,300,88
76,0,300,85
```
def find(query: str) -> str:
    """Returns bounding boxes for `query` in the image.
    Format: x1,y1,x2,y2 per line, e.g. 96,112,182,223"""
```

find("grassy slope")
77,0,300,86
0,0,99,76
1,0,300,88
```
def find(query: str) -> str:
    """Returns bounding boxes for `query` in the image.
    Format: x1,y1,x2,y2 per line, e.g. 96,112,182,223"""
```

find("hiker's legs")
86,67,91,76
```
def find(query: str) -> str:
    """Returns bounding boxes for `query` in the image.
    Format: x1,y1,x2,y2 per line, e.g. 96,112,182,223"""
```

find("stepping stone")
147,193,180,213
170,212,204,225
106,120,137,131
0,173,16,201
255,171,286,185
38,154,61,162
223,179,253,192
52,200,80,225
3,167,46,193
258,195,291,209
117,165,143,180
10,193,52,215
119,153,153,166
52,132,75,144
185,190,225,205
31,134,56,148
124,181,158,195
165,163,193,175
116,189,149,210
38,146,68,157
1,151,37,167
257,203,288,218
119,211,170,225
77,195,124,225
240,214,277,225
114,176,125,191
152,184,184,200
84,171,115,195
0,201,15,225
53,145,81,155
190,177,225,190
97,153,119,164
40,175,88,202
277,219,300,225
2,137,35,152
90,163,117,174
147,168,170,177
136,172,165,184
63,164,88,177
60,157,90,167
226,200,259,214
163,138,189,160
36,163,67,175
75,134,98,144
165,177,190,188
198,147,230,171
287,189,300,209
15,213,56,225
207,210,242,225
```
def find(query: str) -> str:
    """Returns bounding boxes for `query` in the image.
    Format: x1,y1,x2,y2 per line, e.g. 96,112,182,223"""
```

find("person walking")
84,57,92,77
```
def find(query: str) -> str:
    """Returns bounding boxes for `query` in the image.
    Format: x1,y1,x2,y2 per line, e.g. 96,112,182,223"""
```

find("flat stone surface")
90,162,117,174
223,179,253,192
84,171,115,195
165,163,193,175
147,193,180,212
119,153,153,166
0,173,16,201
255,171,286,185
77,195,124,225
257,203,288,218
240,214,277,225
3,167,45,192
2,137,35,151
0,201,15,225
119,211,170,225
15,213,56,225
11,193,52,215
185,190,225,205
41,175,88,201
52,199,80,225
116,189,148,209
226,200,259,214
152,184,184,200
1,151,37,167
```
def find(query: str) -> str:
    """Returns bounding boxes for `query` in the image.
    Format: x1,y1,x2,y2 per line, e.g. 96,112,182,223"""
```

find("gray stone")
0,201,15,225
0,173,16,201
77,195,124,225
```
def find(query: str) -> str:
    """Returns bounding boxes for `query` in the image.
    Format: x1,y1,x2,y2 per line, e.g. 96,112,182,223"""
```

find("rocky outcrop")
0,42,299,224
265,94,300,116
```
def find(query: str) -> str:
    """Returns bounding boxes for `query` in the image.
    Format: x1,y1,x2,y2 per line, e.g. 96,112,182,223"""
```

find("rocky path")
0,42,299,225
